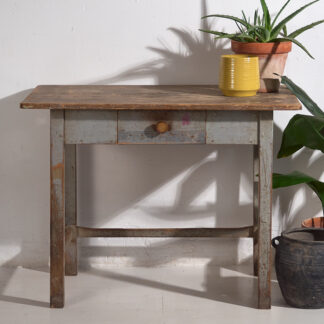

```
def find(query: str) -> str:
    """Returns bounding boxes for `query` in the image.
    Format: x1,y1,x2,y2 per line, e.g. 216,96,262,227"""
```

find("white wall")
1,0,324,268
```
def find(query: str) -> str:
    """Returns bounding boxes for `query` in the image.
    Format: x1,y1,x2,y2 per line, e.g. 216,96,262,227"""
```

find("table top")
20,85,301,111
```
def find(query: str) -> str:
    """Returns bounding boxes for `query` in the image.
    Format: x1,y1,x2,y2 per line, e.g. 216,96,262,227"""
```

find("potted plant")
272,80,324,307
200,0,324,92
273,75,324,226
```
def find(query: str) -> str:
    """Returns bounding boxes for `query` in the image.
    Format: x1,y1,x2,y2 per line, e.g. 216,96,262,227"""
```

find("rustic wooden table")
20,85,301,309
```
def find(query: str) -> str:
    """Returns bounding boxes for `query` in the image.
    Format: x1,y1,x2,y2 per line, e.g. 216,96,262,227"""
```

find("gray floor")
1,264,324,324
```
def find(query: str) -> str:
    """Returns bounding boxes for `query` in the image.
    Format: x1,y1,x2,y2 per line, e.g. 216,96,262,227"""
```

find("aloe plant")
199,0,324,58
273,76,324,213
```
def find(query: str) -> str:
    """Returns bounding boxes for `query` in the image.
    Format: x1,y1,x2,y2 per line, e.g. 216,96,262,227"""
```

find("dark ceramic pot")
272,228,324,308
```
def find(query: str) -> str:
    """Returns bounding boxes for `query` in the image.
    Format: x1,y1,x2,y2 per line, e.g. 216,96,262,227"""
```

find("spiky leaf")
271,0,320,39
271,36,314,58
201,14,251,29
271,0,291,28
279,76,324,118
260,0,271,30
288,19,324,38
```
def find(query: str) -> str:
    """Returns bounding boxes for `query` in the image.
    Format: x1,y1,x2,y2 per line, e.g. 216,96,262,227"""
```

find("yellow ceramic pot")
219,54,260,97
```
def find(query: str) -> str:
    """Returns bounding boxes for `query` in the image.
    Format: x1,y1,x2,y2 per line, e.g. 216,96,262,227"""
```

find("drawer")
118,111,206,144
65,110,117,144
206,111,258,145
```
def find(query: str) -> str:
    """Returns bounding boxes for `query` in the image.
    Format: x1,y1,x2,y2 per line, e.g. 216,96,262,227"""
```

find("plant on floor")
199,0,324,58
273,76,324,215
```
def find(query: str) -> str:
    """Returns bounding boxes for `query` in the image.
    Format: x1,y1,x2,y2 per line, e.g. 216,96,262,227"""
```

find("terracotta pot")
302,217,324,228
231,40,292,93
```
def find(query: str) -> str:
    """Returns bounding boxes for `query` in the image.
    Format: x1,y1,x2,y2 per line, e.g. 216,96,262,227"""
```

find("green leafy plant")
273,76,324,213
199,0,324,58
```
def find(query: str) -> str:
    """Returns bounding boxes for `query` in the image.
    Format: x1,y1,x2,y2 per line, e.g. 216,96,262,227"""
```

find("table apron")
64,110,259,145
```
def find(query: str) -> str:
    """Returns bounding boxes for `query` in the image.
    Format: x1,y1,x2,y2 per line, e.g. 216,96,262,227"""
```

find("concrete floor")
1,264,324,324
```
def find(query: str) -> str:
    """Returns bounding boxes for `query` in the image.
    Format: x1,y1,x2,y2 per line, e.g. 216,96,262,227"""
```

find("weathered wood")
50,110,65,308
20,85,301,111
118,111,205,144
21,84,301,310
76,226,254,238
206,111,258,144
253,144,259,277
65,144,77,275
65,110,117,144
257,111,273,309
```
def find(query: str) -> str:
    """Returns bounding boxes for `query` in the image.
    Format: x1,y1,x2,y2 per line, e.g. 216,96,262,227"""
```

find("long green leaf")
288,19,324,38
271,0,291,28
198,29,228,37
282,25,288,36
271,36,314,58
260,0,271,30
279,76,324,118
242,10,249,24
277,114,324,158
214,34,245,41
273,171,324,210
201,14,251,29
235,35,258,42
235,21,245,33
254,9,259,26
271,0,320,39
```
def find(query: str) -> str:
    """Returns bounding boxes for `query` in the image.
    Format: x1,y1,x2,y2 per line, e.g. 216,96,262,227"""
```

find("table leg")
257,111,273,309
50,110,65,308
253,145,259,277
65,144,78,275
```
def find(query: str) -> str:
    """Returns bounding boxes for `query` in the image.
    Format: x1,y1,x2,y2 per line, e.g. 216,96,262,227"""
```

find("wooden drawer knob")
155,121,169,134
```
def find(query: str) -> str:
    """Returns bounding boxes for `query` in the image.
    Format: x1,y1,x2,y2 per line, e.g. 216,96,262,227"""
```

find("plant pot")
231,40,292,93
272,228,324,308
302,217,324,228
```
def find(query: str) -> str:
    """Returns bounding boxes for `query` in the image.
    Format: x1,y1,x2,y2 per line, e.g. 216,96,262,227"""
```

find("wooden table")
20,85,301,309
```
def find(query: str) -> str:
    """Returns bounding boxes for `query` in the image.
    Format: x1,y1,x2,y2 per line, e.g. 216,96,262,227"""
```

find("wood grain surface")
20,85,301,111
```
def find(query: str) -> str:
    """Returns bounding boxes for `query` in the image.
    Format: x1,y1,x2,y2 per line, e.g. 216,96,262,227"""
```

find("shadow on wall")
77,0,248,268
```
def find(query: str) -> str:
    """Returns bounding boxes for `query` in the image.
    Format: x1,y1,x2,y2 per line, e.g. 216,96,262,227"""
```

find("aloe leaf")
288,19,324,38
254,9,259,25
242,10,249,24
279,76,324,118
235,21,245,33
277,114,324,158
214,33,242,41
237,35,258,42
251,25,271,42
271,36,314,59
198,29,229,37
260,0,271,30
244,26,265,42
273,171,324,211
271,0,291,29
271,0,320,39
282,25,288,36
264,29,271,41
201,14,251,29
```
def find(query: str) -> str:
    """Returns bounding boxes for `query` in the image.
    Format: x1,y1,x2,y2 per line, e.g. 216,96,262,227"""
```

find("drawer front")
118,111,206,144
65,110,117,144
206,111,258,145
